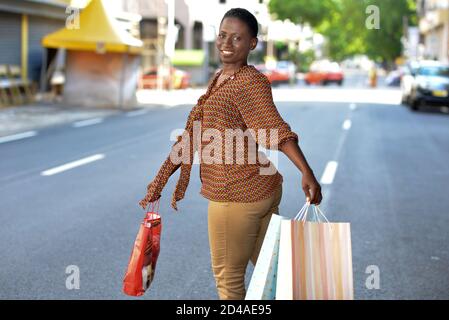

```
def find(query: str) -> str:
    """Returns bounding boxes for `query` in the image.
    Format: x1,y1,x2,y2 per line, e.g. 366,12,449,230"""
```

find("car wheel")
410,99,420,111
338,80,343,86
322,80,328,86
401,94,409,105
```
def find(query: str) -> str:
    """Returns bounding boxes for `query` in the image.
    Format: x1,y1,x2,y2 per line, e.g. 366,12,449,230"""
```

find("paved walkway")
0,88,209,138
0,103,128,138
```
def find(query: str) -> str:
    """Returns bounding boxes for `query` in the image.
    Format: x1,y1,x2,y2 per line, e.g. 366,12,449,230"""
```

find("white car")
401,61,420,105
404,60,449,110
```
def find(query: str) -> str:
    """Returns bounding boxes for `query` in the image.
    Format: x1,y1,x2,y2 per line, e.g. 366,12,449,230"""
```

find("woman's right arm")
138,153,181,209
138,103,201,210
236,73,322,205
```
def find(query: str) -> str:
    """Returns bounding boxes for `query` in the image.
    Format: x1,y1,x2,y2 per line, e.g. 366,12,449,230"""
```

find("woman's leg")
250,184,282,265
207,184,283,300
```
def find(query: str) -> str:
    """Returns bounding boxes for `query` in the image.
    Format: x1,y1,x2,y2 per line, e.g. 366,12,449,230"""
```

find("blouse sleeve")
236,73,298,150
138,103,201,210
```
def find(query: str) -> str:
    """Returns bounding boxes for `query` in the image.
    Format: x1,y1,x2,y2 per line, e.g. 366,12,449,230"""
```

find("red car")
139,67,190,89
254,64,290,85
305,61,344,86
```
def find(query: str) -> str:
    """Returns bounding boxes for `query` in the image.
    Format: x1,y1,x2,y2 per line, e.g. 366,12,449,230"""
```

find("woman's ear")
250,38,258,51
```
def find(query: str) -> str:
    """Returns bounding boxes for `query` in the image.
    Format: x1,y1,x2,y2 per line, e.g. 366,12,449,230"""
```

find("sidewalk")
136,88,206,107
0,88,209,138
0,102,123,138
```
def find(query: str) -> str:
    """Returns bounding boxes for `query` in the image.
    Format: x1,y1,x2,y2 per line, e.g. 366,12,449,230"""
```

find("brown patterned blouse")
139,65,298,211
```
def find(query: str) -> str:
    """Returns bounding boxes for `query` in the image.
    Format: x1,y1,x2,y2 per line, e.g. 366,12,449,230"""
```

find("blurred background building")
0,0,327,107
2,0,448,109
0,0,68,84
418,0,449,62
42,0,143,108
0,0,143,108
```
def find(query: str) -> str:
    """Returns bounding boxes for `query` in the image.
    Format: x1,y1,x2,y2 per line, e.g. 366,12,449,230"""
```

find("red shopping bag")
123,201,161,296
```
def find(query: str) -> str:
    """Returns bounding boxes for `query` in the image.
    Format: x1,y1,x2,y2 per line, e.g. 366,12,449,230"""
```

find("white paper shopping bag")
245,214,286,300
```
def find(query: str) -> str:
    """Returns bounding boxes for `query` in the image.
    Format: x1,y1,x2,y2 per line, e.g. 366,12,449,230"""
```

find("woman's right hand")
139,181,161,210
301,170,322,205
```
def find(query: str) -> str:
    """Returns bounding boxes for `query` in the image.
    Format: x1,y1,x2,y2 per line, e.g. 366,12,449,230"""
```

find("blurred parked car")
304,60,344,86
276,60,296,82
405,60,449,110
140,67,190,89
385,69,403,87
255,64,290,85
387,61,420,87
400,61,420,104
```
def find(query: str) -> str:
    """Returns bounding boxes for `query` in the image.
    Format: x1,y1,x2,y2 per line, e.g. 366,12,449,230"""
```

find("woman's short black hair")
221,8,258,38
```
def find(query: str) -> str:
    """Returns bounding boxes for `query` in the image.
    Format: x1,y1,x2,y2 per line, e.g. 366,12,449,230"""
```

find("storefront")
0,0,67,83
42,0,143,108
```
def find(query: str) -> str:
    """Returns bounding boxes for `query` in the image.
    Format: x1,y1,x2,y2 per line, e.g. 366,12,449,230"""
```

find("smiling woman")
139,8,322,300
214,9,259,86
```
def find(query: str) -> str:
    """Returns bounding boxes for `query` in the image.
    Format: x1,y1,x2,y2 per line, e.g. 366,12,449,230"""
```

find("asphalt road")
1,83,448,300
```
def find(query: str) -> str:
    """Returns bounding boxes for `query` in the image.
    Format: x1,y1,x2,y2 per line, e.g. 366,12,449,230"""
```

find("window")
193,21,203,49
419,66,449,78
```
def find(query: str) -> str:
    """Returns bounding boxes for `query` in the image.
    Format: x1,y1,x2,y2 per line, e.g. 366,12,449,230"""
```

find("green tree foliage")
316,0,367,61
363,0,417,63
268,0,335,27
268,0,417,64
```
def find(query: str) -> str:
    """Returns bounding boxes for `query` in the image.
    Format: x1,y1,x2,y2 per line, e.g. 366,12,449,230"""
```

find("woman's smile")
220,50,234,57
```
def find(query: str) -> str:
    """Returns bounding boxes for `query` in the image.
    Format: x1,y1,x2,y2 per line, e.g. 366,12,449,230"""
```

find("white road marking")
41,154,105,176
342,119,352,130
349,103,357,110
0,131,37,144
320,161,338,185
126,109,148,117
431,256,440,261
72,118,103,128
163,104,187,109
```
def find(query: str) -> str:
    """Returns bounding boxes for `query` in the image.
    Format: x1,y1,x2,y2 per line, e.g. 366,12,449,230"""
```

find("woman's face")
216,17,257,65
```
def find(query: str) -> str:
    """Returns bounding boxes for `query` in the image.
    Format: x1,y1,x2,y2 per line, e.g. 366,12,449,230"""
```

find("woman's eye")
233,37,240,41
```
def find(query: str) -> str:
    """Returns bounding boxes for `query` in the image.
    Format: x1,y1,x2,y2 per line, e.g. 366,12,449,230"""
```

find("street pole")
402,16,409,62
39,49,48,93
157,17,166,90
165,0,175,90
203,25,216,85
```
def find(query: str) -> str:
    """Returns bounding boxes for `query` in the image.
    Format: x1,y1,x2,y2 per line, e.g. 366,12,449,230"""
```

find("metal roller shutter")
28,16,64,82
0,11,21,66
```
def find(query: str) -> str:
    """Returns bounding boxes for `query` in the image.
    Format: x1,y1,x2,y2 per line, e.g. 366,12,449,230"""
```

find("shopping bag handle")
145,199,160,214
294,201,310,221
143,200,161,224
294,202,329,223
313,205,330,223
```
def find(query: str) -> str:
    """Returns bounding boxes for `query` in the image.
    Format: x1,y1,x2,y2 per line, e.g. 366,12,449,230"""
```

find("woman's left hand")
301,170,322,205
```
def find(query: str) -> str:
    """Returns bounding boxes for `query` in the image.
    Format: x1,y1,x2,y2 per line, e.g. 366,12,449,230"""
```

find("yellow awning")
42,0,142,54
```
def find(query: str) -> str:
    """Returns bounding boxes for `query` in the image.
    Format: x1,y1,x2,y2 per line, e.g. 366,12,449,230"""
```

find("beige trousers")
207,184,282,300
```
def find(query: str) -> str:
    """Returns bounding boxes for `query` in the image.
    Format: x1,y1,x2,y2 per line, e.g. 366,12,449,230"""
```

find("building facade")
0,0,69,82
418,0,449,62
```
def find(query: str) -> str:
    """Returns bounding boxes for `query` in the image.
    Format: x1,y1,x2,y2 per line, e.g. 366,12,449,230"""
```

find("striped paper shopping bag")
276,203,353,300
